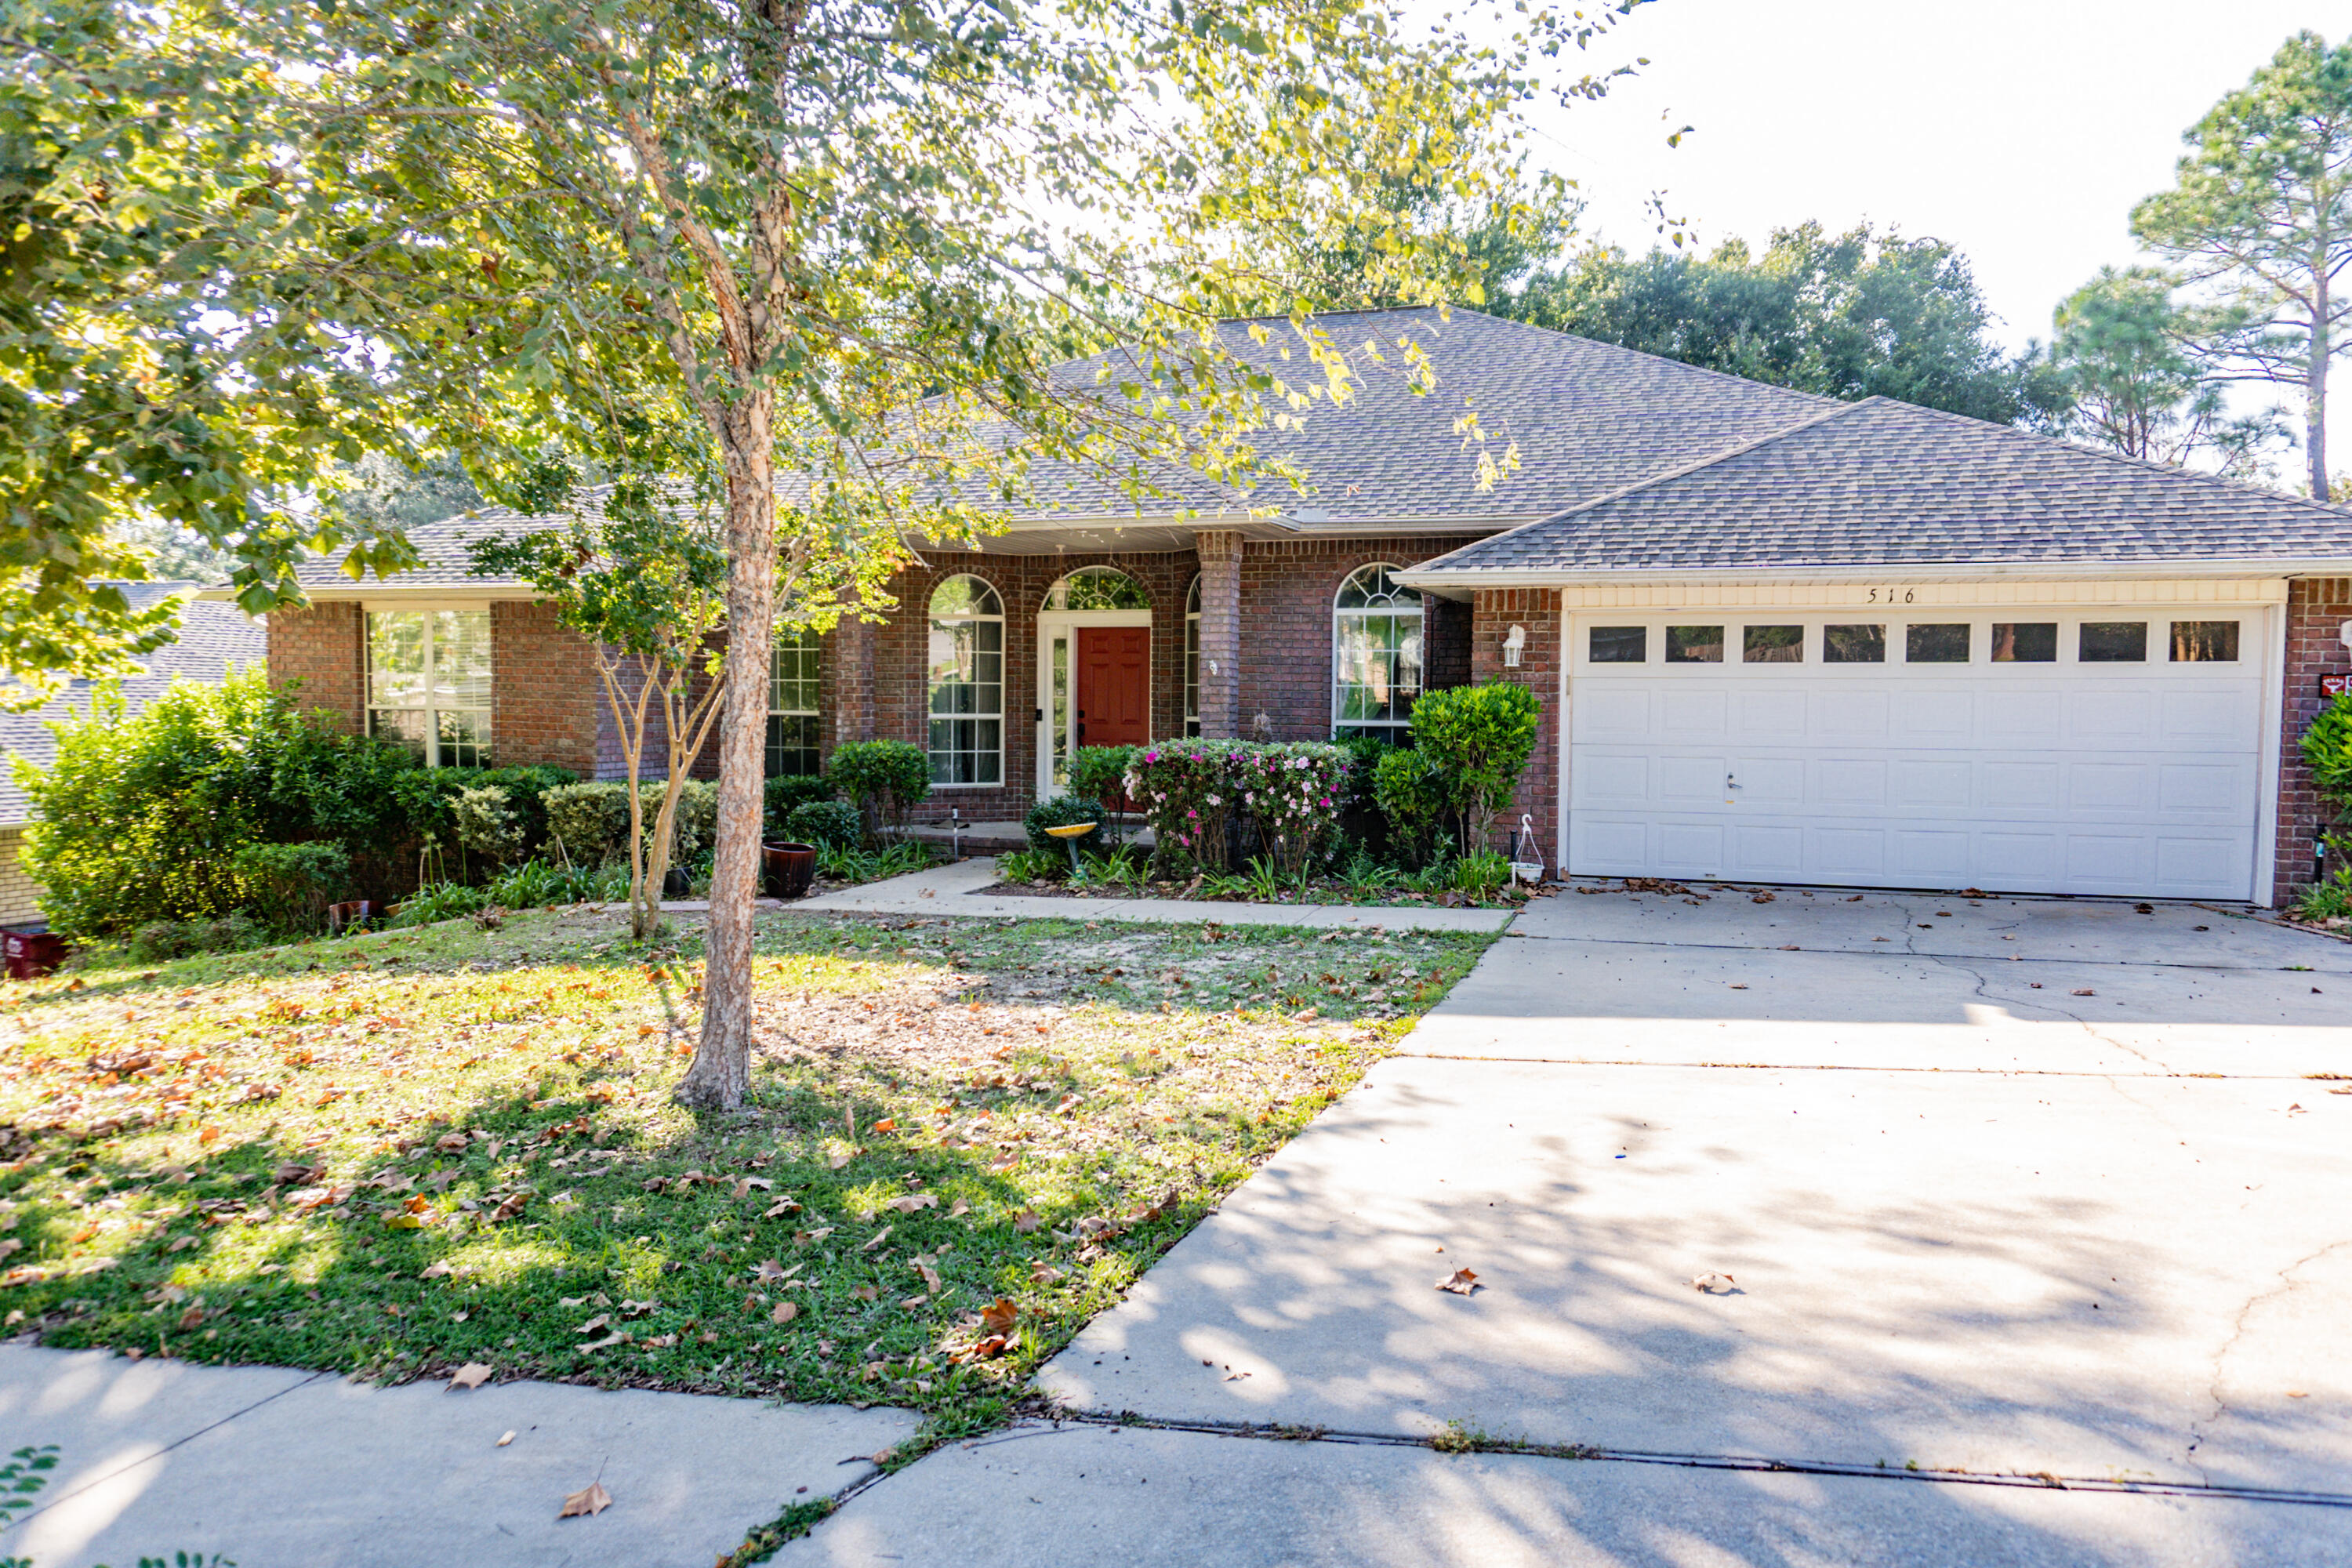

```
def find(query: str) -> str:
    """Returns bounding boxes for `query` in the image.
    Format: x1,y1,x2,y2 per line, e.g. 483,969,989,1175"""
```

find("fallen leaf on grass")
978,1298,1018,1334
559,1481,612,1519
419,1261,454,1279
763,1197,802,1218
575,1313,611,1334
886,1193,938,1213
771,1301,800,1325
947,1199,971,1218
1436,1269,1480,1296
448,1363,494,1391
859,1226,893,1252
1012,1209,1041,1233
851,1284,879,1303
1690,1272,1738,1294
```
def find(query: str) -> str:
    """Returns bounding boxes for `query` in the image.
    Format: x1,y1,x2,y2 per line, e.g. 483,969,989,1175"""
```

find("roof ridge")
1419,396,1872,564
1871,397,2352,520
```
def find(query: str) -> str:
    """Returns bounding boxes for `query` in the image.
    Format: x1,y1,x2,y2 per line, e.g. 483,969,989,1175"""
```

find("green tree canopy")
2045,265,2287,477
2131,30,2352,499
1493,222,2072,426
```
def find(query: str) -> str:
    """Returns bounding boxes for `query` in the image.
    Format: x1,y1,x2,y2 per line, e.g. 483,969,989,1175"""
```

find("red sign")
2325,673,2350,699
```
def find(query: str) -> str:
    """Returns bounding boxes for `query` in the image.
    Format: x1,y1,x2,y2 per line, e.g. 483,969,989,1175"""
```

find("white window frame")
927,575,1005,788
365,604,492,768
1331,563,1424,740
1184,575,1202,737
766,626,822,778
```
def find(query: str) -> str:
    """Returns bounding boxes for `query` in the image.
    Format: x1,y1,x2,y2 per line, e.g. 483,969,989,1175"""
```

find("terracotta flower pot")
762,840,818,899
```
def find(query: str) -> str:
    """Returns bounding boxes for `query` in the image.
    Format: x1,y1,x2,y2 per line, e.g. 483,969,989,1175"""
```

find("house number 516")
1865,587,1917,603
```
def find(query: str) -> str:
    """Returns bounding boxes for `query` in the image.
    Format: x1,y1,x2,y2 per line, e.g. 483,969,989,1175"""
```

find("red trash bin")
4,930,68,980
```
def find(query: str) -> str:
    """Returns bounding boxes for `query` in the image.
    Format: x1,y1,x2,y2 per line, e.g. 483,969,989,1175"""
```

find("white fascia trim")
202,585,539,604
1394,559,2352,590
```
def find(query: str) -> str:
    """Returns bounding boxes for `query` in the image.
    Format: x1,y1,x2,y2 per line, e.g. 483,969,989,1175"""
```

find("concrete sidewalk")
0,1345,917,1568
795,856,1517,935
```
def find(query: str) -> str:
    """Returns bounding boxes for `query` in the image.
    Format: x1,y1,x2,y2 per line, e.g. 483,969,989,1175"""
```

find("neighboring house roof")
1,586,268,826
1406,397,2352,583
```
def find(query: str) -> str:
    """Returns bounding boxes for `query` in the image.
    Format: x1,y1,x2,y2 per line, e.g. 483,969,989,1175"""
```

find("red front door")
1076,626,1149,750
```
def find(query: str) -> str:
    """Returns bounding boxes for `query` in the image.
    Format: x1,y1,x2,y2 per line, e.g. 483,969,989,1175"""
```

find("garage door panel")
1816,689,1890,741
1661,688,1729,738
1891,759,1974,808
1566,606,2265,899
1577,688,1653,742
2067,763,2151,811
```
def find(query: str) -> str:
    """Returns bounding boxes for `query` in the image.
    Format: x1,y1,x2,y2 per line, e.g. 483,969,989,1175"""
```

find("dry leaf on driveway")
447,1363,494,1390
1436,1268,1480,1296
559,1481,613,1519
496,1430,515,1446
2071,988,2096,996
1690,1272,1738,1294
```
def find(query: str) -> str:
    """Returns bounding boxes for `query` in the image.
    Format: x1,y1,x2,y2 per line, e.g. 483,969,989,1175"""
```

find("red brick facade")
267,602,365,732
2278,576,2352,902
1469,588,1563,862
1234,535,1481,738
491,601,600,777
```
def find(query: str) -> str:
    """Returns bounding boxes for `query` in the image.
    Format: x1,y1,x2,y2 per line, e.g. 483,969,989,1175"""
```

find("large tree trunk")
676,414,777,1111
2309,272,2331,500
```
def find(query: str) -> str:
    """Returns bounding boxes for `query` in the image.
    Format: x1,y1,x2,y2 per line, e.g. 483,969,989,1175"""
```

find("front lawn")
0,908,1492,1430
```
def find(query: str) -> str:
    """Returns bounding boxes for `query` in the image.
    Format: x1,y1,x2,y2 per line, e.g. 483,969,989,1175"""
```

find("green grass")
0,906,1493,1427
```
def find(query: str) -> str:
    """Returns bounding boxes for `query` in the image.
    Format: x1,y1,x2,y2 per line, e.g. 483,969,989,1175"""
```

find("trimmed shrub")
764,774,836,838
783,799,862,849
671,780,719,859
826,739,929,842
544,782,635,866
230,841,352,932
452,786,528,868
386,764,576,862
1068,746,1137,804
1372,746,1448,866
1407,681,1541,852
1025,793,1108,853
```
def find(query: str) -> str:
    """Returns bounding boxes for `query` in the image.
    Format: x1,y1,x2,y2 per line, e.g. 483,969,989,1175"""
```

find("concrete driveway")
789,889,2352,1566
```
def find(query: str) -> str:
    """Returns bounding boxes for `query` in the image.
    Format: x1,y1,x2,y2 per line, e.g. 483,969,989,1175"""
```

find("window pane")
1906,623,1970,663
436,709,489,769
929,575,1001,617
1336,564,1419,610
434,611,493,707
1334,607,1422,728
1184,614,1200,726
2170,620,2240,662
2079,622,2147,662
1824,624,1886,663
1744,625,1804,663
1051,568,1149,610
770,630,822,713
370,708,428,757
1588,626,1646,663
764,714,820,778
1992,623,2057,662
1664,626,1723,663
367,612,428,707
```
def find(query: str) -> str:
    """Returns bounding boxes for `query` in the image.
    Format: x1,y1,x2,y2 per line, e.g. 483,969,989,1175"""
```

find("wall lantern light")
1502,623,1527,668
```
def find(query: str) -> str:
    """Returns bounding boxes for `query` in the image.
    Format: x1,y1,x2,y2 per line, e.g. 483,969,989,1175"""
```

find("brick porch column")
829,615,877,752
2280,576,2352,902
1193,530,1242,738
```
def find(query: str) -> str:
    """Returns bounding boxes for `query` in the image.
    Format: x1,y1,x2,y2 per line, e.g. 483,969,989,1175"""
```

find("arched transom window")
1043,566,1150,611
1332,564,1422,740
927,575,1004,785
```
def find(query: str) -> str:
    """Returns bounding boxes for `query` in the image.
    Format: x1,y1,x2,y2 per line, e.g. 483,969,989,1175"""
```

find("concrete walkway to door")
784,888,2352,1567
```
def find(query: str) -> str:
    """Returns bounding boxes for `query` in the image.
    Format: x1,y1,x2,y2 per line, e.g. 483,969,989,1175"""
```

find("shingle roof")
286,307,1836,590
2,588,268,825
1413,397,2352,577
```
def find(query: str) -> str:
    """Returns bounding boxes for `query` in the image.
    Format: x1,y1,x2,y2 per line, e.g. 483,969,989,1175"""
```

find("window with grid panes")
367,609,492,768
765,628,822,776
1332,564,1422,740
927,575,1004,784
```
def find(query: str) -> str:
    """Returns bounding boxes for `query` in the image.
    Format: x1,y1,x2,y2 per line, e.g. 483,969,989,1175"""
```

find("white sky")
1519,0,2342,475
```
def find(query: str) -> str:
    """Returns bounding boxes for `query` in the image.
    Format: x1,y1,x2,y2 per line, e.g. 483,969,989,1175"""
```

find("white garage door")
1565,608,2268,900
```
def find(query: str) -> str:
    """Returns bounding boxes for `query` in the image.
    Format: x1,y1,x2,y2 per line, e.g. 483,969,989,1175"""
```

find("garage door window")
1905,623,1970,663
1744,625,1804,662
1590,626,1647,663
2080,622,2147,662
2170,620,2240,662
1666,625,1724,663
1824,624,1885,663
1992,622,2057,662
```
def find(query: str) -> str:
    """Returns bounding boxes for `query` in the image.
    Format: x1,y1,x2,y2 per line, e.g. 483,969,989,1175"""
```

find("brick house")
259,307,2352,907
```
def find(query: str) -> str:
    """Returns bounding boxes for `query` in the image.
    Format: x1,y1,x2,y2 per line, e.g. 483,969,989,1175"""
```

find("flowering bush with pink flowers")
1229,742,1353,876
1126,739,1353,875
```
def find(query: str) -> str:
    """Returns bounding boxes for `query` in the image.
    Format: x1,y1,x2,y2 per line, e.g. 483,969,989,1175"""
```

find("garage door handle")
1726,773,1740,790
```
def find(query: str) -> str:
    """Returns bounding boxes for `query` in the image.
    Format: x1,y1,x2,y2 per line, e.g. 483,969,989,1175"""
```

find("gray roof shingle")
2,588,268,825
1413,397,2352,577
